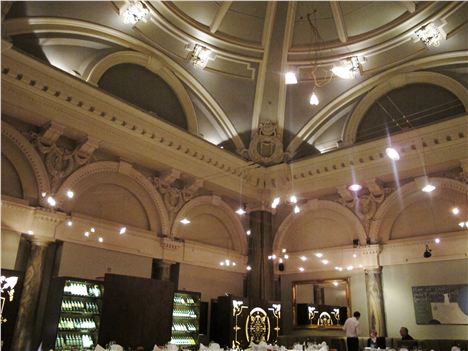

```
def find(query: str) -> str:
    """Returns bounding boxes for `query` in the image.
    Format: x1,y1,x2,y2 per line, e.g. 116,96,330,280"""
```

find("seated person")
367,330,386,349
399,327,414,340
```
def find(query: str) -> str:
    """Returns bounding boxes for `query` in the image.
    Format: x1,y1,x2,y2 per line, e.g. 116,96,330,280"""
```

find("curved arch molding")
3,17,246,152
342,71,468,146
172,195,248,255
273,199,367,252
370,177,468,242
286,52,468,155
1,121,51,199
56,161,170,235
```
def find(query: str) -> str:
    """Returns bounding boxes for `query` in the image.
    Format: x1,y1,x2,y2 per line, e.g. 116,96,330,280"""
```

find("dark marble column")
365,267,387,337
152,260,173,281
11,238,50,351
247,210,274,303
314,285,325,305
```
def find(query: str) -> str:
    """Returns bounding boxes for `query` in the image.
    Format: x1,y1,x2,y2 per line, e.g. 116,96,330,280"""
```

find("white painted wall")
178,263,245,302
1,229,20,269
58,242,152,280
382,259,468,339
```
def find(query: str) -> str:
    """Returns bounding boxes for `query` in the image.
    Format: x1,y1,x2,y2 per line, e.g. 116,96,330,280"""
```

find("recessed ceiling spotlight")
66,190,74,199
321,259,329,265
294,205,301,214
232,262,236,266
67,220,73,227
422,184,436,193
285,72,298,85
90,227,96,233
271,254,277,260
220,146,224,149
282,248,287,253
246,265,252,271
290,195,297,203
180,218,191,225
47,196,57,207
314,253,323,258
334,266,343,271
300,256,307,261
246,230,251,236
346,265,354,271
268,255,272,260
41,192,47,198
434,238,441,244
451,207,460,215
84,231,90,237
284,254,289,259
309,92,319,106
459,222,466,228
279,258,284,263
353,253,357,258
333,281,339,287
385,147,400,161
98,237,103,243
220,261,225,266
27,230,34,235
236,207,246,215
359,264,363,268
119,227,127,234
298,267,305,272
348,184,362,192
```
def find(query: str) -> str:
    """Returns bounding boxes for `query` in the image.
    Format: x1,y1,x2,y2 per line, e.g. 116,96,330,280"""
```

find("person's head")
353,311,361,320
370,330,377,338
400,327,409,337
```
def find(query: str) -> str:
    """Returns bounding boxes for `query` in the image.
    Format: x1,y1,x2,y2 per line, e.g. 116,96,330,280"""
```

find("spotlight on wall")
271,197,281,209
300,256,307,261
119,227,127,234
434,238,441,244
451,207,460,215
333,281,339,287
236,204,247,215
423,244,432,258
321,259,329,265
348,184,362,192
422,184,436,193
298,267,305,272
246,265,252,271
47,196,57,207
66,190,74,199
285,72,298,85
67,220,73,227
98,237,104,243
84,231,90,237
180,218,191,225
385,147,400,161
246,230,251,236
293,205,301,214
27,230,34,235
314,252,323,258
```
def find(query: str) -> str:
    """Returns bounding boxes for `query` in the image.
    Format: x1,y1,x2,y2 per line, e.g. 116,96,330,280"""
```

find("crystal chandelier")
122,0,149,25
188,44,212,69
415,23,444,47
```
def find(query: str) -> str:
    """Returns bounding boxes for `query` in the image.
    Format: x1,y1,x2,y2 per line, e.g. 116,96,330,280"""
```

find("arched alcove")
173,196,247,255
370,178,468,242
57,161,170,235
1,154,23,199
274,200,366,252
98,63,189,131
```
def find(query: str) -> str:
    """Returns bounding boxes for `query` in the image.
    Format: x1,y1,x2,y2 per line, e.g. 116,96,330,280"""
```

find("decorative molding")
1,122,51,199
248,120,284,165
342,71,468,146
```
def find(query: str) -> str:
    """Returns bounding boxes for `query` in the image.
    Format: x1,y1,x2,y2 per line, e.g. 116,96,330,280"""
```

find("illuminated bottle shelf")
51,279,104,351
171,291,200,349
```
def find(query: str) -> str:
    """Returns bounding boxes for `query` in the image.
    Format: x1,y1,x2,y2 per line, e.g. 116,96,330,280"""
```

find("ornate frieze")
24,123,100,192
248,120,284,165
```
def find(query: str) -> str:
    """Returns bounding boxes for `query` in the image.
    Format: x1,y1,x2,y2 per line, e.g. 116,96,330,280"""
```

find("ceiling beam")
209,1,232,34
329,2,348,43
401,1,416,13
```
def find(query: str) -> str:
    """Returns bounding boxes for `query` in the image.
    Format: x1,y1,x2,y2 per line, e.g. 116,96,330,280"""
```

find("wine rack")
54,279,103,350
170,291,200,348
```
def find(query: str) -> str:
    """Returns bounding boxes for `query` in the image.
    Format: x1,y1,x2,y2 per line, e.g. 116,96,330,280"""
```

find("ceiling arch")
3,17,247,152
286,51,468,156
85,50,198,135
343,71,468,145
172,195,247,255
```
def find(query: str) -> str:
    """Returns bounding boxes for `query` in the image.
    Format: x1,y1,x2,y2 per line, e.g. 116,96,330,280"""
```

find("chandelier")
122,0,149,25
415,23,445,47
188,44,212,69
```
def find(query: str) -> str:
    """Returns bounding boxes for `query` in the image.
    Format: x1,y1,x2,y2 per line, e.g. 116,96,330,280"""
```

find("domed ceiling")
3,1,467,165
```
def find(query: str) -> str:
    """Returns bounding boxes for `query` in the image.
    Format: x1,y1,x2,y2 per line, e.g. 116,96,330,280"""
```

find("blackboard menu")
412,284,468,325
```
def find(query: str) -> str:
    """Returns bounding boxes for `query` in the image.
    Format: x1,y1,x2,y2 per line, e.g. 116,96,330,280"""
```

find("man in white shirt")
343,311,361,351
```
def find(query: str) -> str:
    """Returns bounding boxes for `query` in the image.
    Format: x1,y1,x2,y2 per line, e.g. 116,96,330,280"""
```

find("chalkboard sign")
412,284,468,325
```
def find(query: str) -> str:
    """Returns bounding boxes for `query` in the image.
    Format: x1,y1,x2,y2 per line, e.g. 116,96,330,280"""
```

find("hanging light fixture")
121,0,149,25
415,23,445,47
309,91,319,105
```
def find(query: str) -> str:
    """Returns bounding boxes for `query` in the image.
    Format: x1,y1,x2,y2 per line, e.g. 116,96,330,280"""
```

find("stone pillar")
11,238,50,351
152,260,173,281
247,210,274,303
365,267,387,337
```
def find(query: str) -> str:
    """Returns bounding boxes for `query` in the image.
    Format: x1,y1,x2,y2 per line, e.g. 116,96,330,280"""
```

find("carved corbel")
336,185,355,205
74,137,100,165
160,169,181,185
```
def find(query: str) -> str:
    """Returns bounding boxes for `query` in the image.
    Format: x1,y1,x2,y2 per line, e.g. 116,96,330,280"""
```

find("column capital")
30,236,53,247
